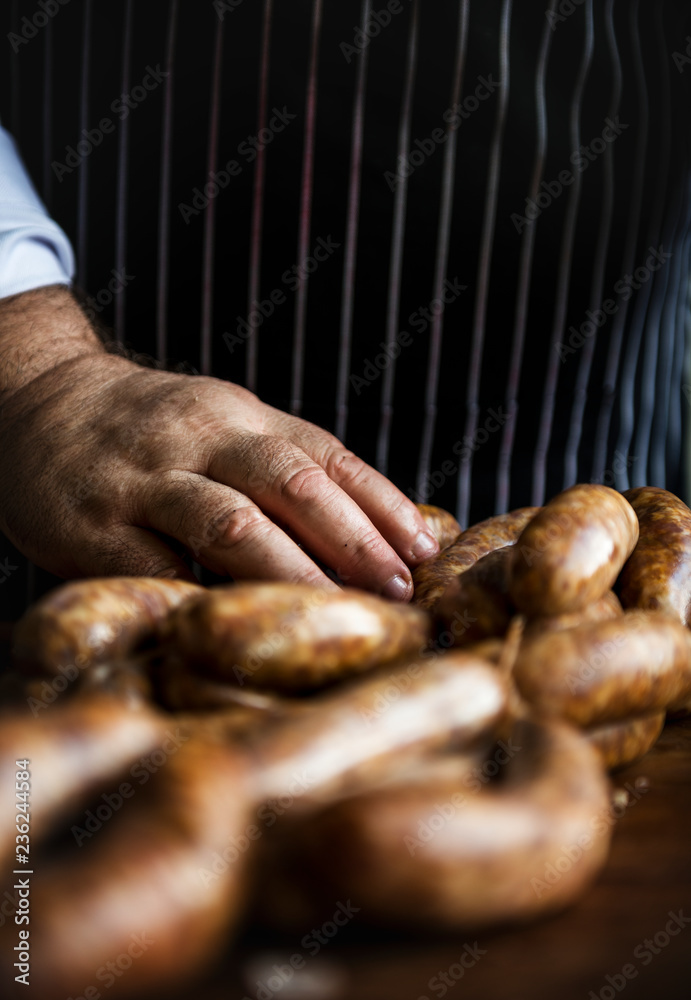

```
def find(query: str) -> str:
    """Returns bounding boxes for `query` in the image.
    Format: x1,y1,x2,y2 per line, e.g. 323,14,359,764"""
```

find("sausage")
0,695,166,862
289,718,611,929
508,484,638,616
12,577,203,677
0,653,509,995
415,503,462,550
514,611,691,727
432,547,516,646
160,582,432,692
154,658,293,713
72,658,154,706
413,507,540,611
0,738,253,1000
585,713,665,771
245,651,510,809
619,486,691,625
522,590,623,639
175,704,289,744
248,736,503,934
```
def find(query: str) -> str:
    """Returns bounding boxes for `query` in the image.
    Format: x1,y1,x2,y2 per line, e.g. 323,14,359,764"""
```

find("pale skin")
0,285,439,599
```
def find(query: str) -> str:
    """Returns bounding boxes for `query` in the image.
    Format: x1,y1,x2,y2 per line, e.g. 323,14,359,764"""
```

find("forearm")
0,285,106,403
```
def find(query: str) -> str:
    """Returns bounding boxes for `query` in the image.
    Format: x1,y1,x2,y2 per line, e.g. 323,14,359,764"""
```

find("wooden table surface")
152,716,691,1000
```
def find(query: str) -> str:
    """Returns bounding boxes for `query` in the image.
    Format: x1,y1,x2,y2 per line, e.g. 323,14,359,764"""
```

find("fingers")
140,471,340,590
257,410,440,565
207,435,419,599
73,525,199,582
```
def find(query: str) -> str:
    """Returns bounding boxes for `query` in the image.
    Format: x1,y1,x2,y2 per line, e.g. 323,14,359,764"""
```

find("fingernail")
411,532,439,560
383,574,412,601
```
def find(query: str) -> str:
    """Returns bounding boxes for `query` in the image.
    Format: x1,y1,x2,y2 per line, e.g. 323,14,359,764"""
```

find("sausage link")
12,577,203,677
523,590,623,640
619,486,691,625
432,547,515,646
154,657,293,713
290,718,611,929
514,610,691,727
0,695,166,862
415,503,462,550
585,713,665,771
413,507,540,611
509,484,638,616
245,651,510,809
160,582,432,692
0,738,252,1000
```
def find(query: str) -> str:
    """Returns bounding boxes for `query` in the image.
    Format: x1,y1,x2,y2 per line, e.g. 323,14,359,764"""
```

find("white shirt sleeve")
0,123,75,300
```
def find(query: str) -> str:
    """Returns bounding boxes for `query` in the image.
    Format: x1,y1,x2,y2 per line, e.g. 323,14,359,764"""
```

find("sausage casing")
161,582,432,691
619,486,691,625
413,507,539,611
585,713,665,771
522,590,623,640
12,577,202,677
432,547,515,646
514,610,691,727
415,503,462,550
509,484,638,616
290,718,611,929
247,651,510,808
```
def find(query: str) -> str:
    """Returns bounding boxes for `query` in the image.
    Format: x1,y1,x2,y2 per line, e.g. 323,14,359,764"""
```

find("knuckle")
335,527,388,578
277,464,328,506
215,505,271,552
325,448,365,485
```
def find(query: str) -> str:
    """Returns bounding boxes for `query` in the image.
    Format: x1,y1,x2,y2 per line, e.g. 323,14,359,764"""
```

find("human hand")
0,289,439,599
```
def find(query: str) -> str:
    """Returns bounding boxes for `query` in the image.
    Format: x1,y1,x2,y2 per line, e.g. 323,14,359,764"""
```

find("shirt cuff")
0,125,76,301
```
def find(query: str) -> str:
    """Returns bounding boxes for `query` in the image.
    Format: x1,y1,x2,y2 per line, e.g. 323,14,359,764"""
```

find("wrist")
0,285,107,403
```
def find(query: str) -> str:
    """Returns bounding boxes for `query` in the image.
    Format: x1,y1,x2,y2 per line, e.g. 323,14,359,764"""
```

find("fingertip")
409,530,440,565
381,572,414,603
